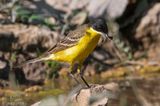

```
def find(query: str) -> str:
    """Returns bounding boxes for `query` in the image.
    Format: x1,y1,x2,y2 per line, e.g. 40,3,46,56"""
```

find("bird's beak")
100,33,112,43
105,33,112,40
90,27,112,42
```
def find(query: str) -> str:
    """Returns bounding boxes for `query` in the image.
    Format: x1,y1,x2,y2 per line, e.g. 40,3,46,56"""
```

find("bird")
17,18,111,88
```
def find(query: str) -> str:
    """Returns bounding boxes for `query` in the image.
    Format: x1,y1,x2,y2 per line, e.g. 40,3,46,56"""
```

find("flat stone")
0,60,6,69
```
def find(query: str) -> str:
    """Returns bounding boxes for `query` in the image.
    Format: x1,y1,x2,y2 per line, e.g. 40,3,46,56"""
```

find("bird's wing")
46,24,89,54
15,24,89,67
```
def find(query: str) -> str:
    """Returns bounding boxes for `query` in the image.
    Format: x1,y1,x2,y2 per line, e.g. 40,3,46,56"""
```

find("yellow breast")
53,28,101,64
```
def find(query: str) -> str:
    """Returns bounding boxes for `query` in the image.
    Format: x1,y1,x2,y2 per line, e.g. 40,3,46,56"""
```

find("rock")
0,24,59,50
0,24,59,83
31,95,66,106
135,3,160,48
70,11,87,25
22,62,48,83
45,0,89,13
71,83,119,106
46,0,129,19
87,0,128,18
0,60,6,69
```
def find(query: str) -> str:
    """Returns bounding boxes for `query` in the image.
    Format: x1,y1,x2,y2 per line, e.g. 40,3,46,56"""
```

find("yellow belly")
52,29,100,65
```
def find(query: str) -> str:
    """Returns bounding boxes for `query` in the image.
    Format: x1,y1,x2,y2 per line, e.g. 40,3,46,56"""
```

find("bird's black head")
91,18,108,35
91,18,112,40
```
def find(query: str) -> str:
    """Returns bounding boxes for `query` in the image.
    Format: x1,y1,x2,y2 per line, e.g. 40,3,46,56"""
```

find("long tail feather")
15,54,54,68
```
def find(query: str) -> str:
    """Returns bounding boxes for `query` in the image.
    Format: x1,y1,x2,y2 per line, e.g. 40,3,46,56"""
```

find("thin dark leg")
80,74,90,88
68,72,80,85
78,61,90,88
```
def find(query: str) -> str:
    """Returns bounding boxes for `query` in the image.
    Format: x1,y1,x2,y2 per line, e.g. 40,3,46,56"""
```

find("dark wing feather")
46,24,89,54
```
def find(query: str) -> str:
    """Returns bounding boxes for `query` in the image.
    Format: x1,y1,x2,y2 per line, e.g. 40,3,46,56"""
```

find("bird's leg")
68,72,80,85
68,65,80,85
78,65,90,88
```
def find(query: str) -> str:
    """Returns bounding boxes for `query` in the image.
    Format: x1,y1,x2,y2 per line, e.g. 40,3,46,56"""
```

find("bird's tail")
15,54,55,68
